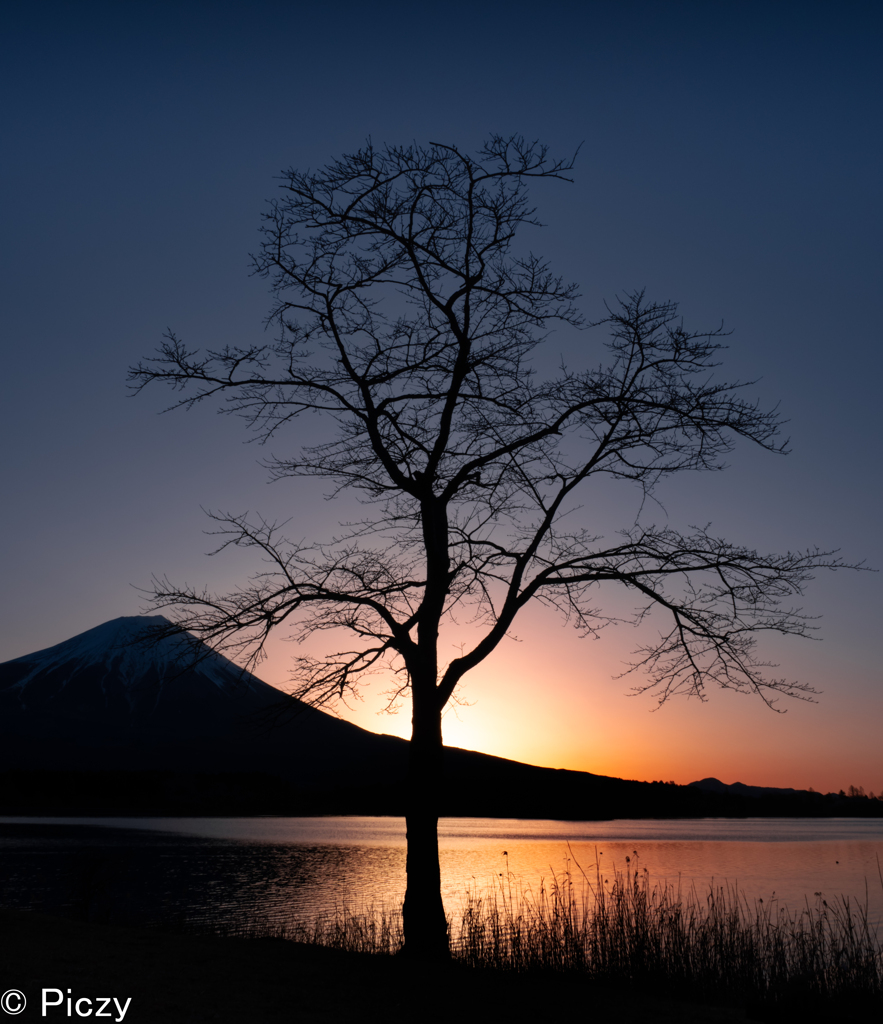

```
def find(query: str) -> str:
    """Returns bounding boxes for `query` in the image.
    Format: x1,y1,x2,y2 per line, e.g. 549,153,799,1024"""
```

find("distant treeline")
2,764,881,818
607,779,883,819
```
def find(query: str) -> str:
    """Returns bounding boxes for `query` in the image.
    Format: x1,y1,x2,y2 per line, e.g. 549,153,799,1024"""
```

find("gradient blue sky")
2,0,880,792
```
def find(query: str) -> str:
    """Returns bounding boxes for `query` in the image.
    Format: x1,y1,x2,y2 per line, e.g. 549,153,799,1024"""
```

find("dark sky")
2,0,880,790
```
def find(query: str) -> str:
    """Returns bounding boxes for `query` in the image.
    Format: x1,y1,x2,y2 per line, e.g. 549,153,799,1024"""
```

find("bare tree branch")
129,139,859,718
130,136,864,956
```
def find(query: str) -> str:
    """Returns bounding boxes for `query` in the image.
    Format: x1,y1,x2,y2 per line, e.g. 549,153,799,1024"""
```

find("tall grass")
232,849,883,1012
451,850,882,1009
237,903,404,955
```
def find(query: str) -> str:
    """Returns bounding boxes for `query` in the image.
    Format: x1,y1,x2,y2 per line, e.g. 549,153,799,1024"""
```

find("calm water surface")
2,816,881,932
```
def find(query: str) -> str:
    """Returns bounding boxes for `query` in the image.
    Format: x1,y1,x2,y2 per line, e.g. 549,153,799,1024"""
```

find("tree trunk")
401,682,449,959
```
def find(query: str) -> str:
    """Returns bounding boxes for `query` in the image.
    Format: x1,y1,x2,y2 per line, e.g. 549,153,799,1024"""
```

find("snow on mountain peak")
3,615,265,698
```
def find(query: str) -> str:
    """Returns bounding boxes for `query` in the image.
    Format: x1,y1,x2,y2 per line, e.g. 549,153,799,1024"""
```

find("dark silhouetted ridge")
2,619,880,818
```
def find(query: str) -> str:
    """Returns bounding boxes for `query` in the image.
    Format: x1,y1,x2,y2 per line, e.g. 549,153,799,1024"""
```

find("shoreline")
1,909,757,1023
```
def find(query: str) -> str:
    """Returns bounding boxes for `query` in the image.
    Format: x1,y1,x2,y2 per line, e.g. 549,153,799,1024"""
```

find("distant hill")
688,778,802,799
1,618,880,818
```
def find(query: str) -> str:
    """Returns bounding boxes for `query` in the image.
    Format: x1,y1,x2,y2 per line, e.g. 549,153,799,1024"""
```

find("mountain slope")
1,616,647,817
6,618,869,819
0,616,409,787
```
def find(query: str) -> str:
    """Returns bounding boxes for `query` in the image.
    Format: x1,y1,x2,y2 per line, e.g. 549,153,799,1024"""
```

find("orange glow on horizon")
256,613,881,799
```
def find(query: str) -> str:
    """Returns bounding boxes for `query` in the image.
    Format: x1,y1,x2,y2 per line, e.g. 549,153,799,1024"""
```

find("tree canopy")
130,136,851,955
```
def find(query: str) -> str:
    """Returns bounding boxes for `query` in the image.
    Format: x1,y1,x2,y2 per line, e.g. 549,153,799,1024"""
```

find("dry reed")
208,850,883,1012
452,849,882,1009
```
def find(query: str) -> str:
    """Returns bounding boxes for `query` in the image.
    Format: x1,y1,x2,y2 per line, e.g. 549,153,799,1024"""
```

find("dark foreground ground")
0,909,840,1024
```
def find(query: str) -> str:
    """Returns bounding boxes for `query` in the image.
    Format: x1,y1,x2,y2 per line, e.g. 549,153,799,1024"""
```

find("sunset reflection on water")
1,816,881,933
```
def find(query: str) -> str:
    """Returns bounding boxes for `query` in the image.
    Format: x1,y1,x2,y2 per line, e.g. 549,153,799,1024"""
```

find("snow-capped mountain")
2,616,276,718
0,616,408,784
6,620,820,820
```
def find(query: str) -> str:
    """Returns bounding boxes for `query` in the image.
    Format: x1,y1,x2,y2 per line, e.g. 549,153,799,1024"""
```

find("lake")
2,816,881,934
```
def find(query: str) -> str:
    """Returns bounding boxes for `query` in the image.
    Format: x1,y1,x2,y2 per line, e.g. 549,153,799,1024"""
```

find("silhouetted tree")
129,137,851,958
